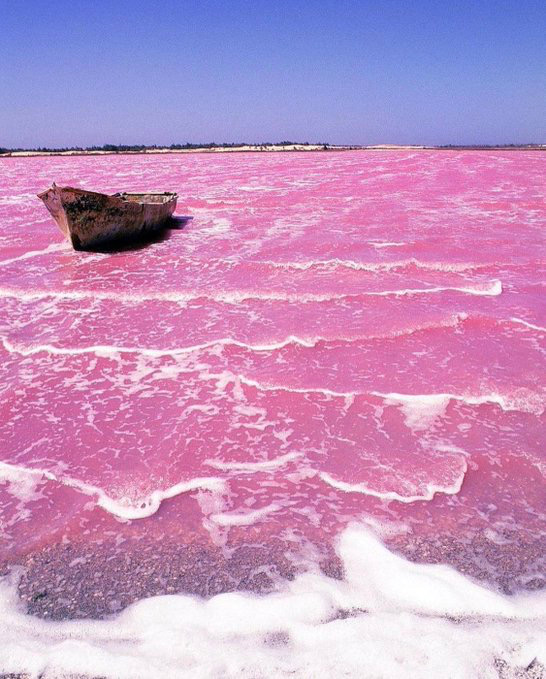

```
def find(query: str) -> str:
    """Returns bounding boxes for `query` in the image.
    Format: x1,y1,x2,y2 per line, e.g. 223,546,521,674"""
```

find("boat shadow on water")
90,215,193,253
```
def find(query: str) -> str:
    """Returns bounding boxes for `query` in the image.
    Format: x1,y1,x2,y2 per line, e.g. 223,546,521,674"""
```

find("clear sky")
1,0,545,147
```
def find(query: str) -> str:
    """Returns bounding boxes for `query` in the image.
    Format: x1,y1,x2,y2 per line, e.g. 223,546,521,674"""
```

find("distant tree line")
1,142,541,155
0,141,332,154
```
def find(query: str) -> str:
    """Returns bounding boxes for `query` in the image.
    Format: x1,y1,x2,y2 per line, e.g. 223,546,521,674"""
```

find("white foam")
370,241,407,248
318,459,467,503
96,477,227,520
0,242,67,267
465,391,545,416
208,375,544,419
0,313,469,360
230,372,355,399
367,279,502,297
375,393,452,431
0,334,317,358
210,502,281,526
0,460,226,520
0,192,36,206
374,390,545,427
0,525,544,678
205,451,303,473
264,257,489,273
0,460,43,502
511,317,546,333
0,278,502,305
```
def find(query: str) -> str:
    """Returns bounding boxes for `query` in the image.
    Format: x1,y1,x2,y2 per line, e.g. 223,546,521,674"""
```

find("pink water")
0,151,544,613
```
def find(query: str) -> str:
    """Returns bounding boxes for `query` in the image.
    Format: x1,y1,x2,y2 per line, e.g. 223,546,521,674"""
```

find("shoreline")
1,144,544,158
1,525,543,622
0,531,544,679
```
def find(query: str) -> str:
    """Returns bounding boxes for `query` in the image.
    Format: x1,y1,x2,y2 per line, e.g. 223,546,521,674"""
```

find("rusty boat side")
37,184,178,250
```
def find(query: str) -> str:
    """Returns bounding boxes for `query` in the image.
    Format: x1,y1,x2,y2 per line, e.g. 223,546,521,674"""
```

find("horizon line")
1,141,545,157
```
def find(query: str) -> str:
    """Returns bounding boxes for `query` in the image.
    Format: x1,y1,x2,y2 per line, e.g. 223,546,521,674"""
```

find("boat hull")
37,185,178,250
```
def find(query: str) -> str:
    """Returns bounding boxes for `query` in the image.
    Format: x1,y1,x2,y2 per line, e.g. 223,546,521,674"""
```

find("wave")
511,317,546,333
1,327,541,419
318,461,467,503
209,503,282,526
0,313,469,358
369,241,407,249
0,192,37,207
1,524,544,678
205,451,303,473
0,334,318,358
218,371,545,413
373,390,546,426
3,327,540,419
263,257,493,273
0,242,67,268
0,278,503,304
6,311,544,364
369,279,502,297
229,372,356,400
0,460,226,520
216,374,546,420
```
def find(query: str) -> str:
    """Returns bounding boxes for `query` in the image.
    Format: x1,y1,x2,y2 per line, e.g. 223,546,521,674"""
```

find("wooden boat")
37,184,178,250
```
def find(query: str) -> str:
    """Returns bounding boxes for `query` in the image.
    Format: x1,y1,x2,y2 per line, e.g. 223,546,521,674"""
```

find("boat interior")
115,192,177,204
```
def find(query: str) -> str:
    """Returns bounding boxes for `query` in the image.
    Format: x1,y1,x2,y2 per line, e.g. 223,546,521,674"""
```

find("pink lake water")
0,150,545,678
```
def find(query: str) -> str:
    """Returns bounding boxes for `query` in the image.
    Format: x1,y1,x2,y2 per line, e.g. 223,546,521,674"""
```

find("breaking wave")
0,461,226,520
0,242,67,268
8,310,541,361
263,257,494,273
0,278,503,304
318,461,467,503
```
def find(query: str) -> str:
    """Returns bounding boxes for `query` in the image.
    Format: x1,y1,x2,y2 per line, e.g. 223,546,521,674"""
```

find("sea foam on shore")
1,525,545,679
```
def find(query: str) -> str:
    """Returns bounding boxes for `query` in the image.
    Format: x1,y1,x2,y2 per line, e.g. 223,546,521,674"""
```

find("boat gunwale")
37,185,178,205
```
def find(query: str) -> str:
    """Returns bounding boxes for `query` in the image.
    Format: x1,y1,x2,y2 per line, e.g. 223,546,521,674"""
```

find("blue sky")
1,0,545,147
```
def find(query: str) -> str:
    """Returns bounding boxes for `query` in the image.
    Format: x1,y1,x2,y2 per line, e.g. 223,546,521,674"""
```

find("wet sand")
1,527,543,621
2,537,341,620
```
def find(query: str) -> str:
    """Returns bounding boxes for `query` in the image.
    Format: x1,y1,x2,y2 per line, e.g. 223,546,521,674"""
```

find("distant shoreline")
1,143,544,158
